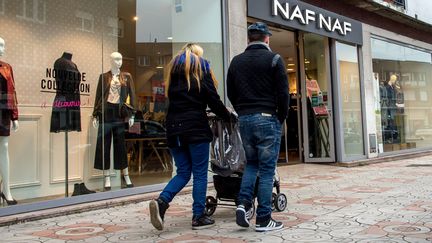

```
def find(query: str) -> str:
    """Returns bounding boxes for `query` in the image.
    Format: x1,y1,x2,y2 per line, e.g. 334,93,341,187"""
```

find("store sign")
248,0,363,45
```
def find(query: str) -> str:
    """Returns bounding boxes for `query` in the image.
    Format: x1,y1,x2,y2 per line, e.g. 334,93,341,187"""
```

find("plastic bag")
209,117,246,176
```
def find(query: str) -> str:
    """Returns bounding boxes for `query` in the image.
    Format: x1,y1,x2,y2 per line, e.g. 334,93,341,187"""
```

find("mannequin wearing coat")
0,37,19,205
92,52,135,189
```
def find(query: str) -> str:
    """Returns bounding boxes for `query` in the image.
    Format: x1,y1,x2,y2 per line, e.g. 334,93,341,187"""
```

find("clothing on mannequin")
0,37,19,205
92,52,136,189
50,52,82,132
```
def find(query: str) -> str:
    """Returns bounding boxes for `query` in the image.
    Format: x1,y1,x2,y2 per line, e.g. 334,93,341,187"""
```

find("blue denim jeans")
159,142,210,218
237,113,282,221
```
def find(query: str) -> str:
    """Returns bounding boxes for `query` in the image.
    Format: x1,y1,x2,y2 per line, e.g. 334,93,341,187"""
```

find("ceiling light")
156,66,164,69
287,63,295,66
167,37,173,40
287,68,294,72
305,61,310,64
133,16,138,21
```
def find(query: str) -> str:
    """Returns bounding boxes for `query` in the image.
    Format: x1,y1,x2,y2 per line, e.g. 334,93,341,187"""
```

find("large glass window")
336,42,364,156
372,38,432,152
0,0,224,210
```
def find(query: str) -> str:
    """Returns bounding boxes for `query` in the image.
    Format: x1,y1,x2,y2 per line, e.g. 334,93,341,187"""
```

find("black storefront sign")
248,0,363,45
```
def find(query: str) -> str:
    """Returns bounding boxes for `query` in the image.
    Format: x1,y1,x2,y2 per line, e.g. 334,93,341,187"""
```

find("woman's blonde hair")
165,43,218,97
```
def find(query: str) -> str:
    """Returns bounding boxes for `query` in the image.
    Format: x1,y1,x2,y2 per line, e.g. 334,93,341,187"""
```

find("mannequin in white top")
93,52,134,189
0,37,19,205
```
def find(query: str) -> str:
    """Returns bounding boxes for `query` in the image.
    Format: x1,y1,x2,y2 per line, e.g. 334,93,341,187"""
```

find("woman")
149,43,233,230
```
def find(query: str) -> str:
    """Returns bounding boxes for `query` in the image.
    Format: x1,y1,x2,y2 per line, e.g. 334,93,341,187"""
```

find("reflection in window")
16,0,46,23
75,10,94,33
372,38,432,152
137,56,150,67
119,0,224,187
0,0,4,15
108,18,124,38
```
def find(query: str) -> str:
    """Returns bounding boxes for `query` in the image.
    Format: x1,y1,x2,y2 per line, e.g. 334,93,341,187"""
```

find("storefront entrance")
267,27,336,163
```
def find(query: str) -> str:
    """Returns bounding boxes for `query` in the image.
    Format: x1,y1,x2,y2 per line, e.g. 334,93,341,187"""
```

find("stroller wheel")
205,196,217,216
275,193,287,212
247,201,255,220
271,193,277,211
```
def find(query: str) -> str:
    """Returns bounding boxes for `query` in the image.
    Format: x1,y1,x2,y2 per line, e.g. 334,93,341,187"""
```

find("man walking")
227,22,289,232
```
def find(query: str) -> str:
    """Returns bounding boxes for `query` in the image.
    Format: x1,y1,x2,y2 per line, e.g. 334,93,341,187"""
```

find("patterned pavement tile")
298,197,361,207
30,222,127,241
300,175,342,180
404,201,432,212
339,186,394,193
3,155,432,242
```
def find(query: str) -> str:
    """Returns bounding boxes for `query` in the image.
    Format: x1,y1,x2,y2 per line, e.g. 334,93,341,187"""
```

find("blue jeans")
237,113,282,221
159,142,210,218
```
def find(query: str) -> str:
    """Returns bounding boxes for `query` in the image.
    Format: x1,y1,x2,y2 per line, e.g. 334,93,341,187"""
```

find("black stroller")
205,114,287,219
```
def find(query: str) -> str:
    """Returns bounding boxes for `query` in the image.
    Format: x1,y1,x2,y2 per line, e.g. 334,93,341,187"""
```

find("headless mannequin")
0,37,19,203
93,52,134,188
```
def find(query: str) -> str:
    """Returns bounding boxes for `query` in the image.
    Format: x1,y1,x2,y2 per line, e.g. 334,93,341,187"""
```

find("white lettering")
344,22,352,35
332,18,344,35
319,14,332,31
305,9,316,25
290,5,306,24
273,0,290,19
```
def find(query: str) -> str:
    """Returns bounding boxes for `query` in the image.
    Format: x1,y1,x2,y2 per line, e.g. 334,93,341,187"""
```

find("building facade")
0,0,431,217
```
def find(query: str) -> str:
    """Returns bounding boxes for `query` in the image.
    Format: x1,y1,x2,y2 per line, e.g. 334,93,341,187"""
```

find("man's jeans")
159,142,210,218
237,113,282,222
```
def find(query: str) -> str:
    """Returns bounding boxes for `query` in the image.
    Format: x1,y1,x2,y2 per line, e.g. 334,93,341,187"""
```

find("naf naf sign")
248,0,363,45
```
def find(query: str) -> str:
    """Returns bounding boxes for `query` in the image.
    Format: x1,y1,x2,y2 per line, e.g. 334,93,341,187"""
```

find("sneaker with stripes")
235,205,250,227
255,218,284,232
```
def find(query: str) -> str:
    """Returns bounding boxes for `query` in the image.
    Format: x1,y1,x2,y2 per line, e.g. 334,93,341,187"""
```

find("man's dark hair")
248,31,267,42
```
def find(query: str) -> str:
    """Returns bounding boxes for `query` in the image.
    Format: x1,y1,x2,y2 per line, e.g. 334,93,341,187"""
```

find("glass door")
300,32,336,162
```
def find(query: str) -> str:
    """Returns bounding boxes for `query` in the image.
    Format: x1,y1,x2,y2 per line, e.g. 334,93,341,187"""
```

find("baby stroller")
205,113,287,219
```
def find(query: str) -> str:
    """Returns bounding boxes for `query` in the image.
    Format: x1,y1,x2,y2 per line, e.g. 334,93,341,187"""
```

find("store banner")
248,0,363,45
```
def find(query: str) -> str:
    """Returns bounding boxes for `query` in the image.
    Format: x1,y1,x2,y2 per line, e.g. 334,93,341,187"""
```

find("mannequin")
93,52,135,189
384,74,400,143
0,37,19,205
50,52,81,132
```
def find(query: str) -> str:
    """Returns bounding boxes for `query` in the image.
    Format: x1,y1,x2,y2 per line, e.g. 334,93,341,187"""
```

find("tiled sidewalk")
1,156,432,242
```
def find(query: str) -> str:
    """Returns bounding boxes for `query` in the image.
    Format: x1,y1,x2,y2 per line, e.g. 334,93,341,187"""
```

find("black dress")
50,53,82,132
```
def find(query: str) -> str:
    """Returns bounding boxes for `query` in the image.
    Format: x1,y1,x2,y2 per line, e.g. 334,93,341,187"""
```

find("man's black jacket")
227,43,289,122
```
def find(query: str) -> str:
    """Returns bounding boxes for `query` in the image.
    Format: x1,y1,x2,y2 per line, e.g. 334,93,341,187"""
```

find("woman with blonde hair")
149,43,233,230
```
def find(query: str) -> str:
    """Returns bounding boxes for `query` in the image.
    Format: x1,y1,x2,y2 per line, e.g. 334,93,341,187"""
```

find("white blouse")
107,74,121,104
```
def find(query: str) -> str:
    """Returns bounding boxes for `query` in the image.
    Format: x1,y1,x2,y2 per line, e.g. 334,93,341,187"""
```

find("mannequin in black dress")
50,52,81,132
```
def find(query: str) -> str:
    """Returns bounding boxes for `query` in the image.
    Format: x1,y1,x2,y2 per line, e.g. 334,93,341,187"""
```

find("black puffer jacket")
166,58,230,147
227,44,289,122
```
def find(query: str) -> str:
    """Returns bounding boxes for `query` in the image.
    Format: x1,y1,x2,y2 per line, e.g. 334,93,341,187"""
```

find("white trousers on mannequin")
0,136,13,200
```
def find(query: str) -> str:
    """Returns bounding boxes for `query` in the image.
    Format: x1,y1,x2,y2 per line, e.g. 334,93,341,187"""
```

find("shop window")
108,17,124,38
372,37,432,152
16,0,46,24
137,56,150,67
336,42,364,157
75,10,94,33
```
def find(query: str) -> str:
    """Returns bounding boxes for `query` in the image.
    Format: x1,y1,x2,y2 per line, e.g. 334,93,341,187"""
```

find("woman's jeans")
159,142,210,218
237,113,282,222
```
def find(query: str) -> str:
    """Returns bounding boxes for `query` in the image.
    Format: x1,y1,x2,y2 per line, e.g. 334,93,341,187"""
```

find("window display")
0,36,19,205
92,52,136,190
372,38,432,152
0,0,224,210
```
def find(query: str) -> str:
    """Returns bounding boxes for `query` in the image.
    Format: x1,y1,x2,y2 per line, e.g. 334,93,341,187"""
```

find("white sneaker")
255,218,284,232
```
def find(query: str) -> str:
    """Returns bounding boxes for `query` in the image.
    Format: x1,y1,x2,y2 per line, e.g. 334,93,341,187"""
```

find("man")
227,22,289,232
